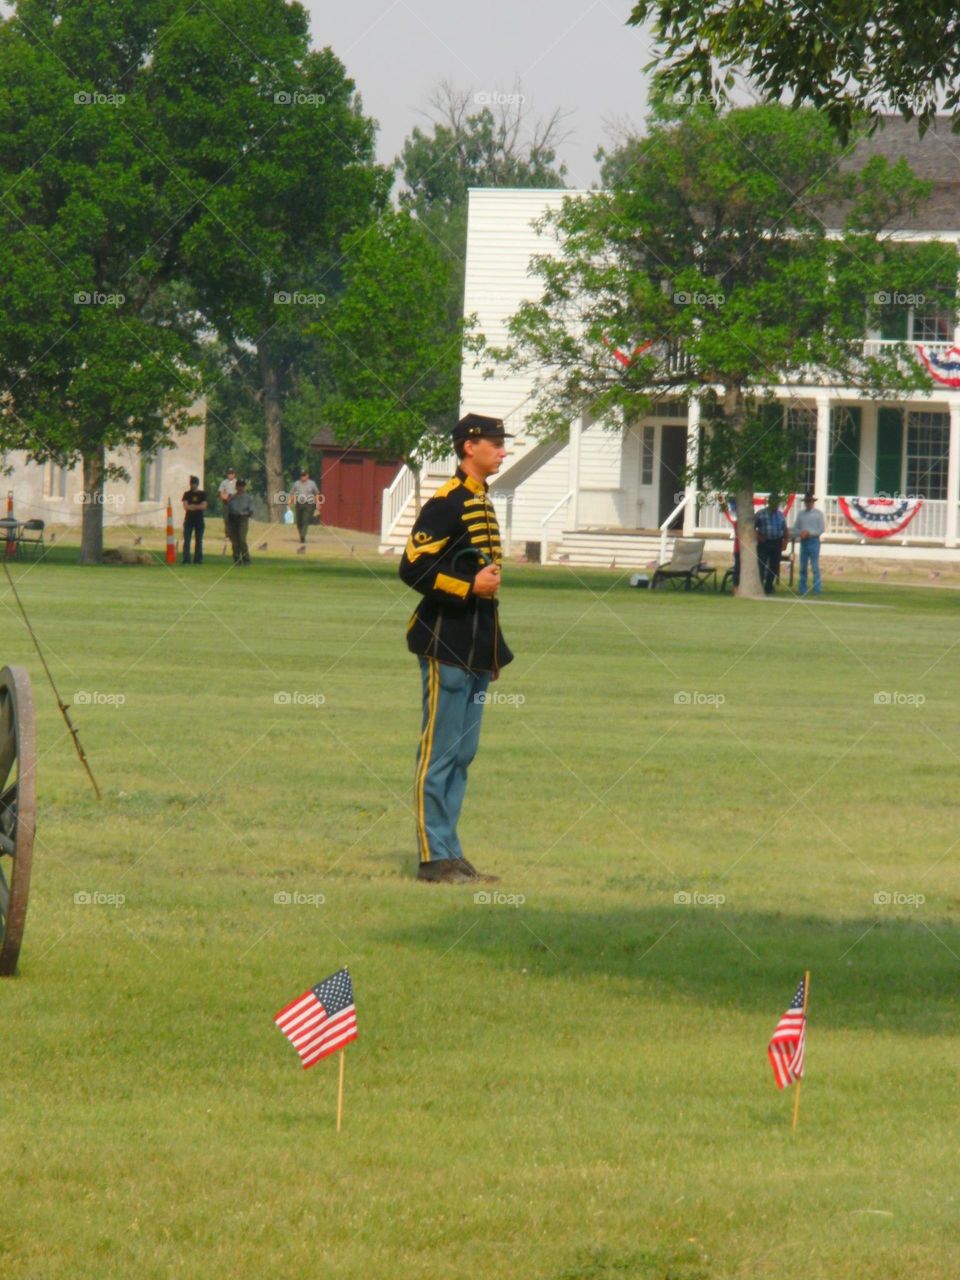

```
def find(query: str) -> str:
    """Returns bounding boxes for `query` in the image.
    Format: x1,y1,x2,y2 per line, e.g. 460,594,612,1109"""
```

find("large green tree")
394,84,570,430
150,3,389,521
0,0,389,569
628,0,958,139
479,105,958,596
319,209,462,504
0,0,203,562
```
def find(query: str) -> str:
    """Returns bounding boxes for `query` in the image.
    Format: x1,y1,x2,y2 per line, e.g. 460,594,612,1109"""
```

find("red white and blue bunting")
838,495,923,538
916,344,960,387
602,336,654,368
721,493,795,526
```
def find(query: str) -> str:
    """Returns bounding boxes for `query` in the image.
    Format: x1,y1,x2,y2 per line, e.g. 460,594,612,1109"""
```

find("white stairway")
550,530,735,567
548,530,665,567
379,470,454,554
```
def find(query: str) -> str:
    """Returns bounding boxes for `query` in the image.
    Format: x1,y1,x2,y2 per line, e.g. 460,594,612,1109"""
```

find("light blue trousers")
799,537,822,595
415,658,491,863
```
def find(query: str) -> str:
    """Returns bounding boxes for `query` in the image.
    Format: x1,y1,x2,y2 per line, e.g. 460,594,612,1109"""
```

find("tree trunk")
258,340,284,523
734,484,762,598
79,445,105,565
722,385,762,598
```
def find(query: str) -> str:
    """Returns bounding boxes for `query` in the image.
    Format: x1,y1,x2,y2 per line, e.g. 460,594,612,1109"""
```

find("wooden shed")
309,429,403,535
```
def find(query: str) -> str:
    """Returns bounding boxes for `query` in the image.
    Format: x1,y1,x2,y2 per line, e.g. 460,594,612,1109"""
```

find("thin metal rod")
2,561,101,799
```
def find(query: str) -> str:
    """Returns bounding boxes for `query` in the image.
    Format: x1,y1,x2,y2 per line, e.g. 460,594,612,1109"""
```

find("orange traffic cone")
166,498,176,565
5,490,15,559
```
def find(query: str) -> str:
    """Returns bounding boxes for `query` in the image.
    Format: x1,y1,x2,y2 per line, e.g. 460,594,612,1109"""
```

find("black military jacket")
399,468,514,675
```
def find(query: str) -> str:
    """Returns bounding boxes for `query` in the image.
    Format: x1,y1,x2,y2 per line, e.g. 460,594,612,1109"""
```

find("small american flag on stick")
275,967,357,1069
768,976,806,1089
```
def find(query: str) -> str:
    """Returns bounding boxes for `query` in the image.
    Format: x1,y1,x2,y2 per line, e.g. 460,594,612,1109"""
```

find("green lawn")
1,546,958,1279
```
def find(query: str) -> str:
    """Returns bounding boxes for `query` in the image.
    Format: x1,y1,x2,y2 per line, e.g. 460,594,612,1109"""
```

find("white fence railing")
694,495,952,541
541,491,573,564
381,466,415,543
862,338,952,360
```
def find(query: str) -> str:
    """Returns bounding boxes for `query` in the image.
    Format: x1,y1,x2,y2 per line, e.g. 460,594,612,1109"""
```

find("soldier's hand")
472,563,501,598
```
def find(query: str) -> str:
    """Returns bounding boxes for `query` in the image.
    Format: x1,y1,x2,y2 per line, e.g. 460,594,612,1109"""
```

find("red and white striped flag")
275,967,357,1069
768,977,806,1089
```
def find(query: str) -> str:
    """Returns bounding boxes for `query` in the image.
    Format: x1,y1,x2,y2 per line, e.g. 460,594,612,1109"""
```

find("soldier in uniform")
400,413,514,884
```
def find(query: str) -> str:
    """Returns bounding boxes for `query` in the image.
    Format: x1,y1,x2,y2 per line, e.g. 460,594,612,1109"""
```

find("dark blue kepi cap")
451,413,513,444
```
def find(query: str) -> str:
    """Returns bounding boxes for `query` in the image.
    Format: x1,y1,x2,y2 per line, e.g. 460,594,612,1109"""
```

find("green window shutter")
875,407,904,496
880,308,909,341
829,406,862,496
758,401,783,430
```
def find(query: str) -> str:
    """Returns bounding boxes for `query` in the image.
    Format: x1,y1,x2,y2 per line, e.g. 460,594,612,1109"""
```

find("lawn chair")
17,520,44,558
651,537,715,590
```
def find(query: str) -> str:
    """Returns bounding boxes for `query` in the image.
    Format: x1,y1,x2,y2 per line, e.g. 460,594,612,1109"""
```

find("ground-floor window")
906,411,949,500
789,405,817,492
43,461,68,498
140,450,163,503
640,426,655,485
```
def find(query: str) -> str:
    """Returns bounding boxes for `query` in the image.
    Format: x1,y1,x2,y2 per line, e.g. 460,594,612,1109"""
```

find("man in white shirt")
218,467,237,540
289,470,321,545
792,492,826,596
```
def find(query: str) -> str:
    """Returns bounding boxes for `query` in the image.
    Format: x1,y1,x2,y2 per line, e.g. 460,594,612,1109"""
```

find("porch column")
568,412,583,530
814,394,831,500
682,395,700,535
947,401,960,547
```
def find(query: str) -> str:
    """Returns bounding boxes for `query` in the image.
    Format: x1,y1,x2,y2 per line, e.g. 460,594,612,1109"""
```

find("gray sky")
303,0,655,186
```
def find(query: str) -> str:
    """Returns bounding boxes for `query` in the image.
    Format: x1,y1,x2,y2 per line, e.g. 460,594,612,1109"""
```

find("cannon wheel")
0,666,36,976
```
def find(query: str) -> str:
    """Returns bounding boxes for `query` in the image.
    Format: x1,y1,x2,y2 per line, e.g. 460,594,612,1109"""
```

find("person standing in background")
754,494,788,595
227,478,255,565
181,475,207,564
218,466,237,540
791,492,825,596
289,469,321,545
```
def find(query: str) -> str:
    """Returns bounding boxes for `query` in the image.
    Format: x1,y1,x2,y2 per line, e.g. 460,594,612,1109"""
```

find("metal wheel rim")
0,666,36,976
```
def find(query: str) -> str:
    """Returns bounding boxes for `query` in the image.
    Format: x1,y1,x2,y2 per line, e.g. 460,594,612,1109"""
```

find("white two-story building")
381,118,960,566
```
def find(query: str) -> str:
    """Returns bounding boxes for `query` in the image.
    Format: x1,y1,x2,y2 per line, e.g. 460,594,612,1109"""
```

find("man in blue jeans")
792,492,825,595
399,414,514,884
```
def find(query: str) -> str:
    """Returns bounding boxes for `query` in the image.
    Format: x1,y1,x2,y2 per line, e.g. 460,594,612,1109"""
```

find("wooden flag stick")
792,969,811,1131
336,1049,345,1132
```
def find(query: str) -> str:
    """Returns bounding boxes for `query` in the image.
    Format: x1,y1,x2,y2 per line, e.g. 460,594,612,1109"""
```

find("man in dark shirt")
755,494,788,595
181,475,207,564
227,479,255,565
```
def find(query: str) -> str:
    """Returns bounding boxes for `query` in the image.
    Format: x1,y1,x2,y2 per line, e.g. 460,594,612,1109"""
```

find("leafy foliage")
481,105,957,498
319,210,462,465
0,0,390,553
628,0,958,140
0,0,204,559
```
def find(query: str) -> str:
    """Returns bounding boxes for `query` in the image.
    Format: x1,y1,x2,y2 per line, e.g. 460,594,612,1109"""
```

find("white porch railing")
659,494,689,562
695,495,952,542
862,338,953,361
821,496,948,540
380,453,458,543
541,491,573,564
381,466,415,543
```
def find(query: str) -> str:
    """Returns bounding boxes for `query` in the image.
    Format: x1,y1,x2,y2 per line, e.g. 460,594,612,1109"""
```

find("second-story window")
879,304,953,343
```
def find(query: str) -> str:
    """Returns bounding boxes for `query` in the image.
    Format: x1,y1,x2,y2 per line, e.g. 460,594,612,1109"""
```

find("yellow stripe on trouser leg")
415,658,440,862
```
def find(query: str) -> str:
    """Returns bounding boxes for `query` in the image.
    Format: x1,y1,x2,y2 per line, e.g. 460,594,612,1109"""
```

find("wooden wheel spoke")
0,693,14,797
0,668,36,977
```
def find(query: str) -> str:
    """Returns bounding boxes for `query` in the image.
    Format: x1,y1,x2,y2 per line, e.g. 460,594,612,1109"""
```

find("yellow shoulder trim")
432,477,462,499
434,573,471,600
404,533,450,563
